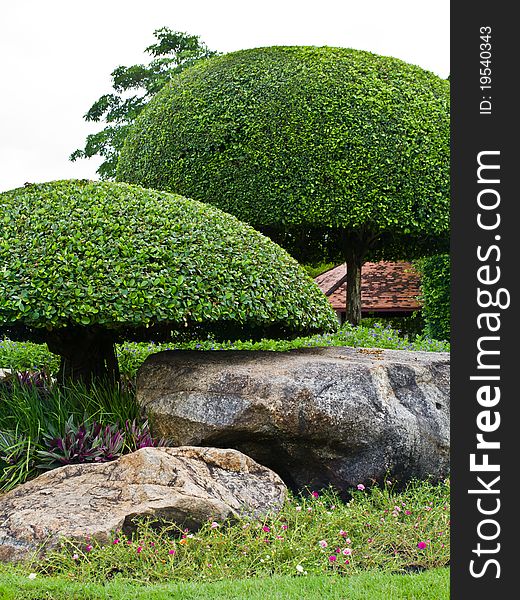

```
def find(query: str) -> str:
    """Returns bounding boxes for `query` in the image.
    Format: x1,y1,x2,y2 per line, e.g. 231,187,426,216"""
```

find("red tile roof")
315,261,422,314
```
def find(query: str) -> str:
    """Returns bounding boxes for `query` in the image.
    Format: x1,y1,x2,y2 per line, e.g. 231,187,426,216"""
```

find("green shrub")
1,324,449,380
118,46,449,239
1,180,335,336
416,255,450,341
117,46,450,324
116,324,450,377
0,340,59,374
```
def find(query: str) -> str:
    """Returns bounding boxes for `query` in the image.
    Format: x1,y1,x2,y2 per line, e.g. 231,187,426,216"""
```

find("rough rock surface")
0,446,286,563
137,347,450,492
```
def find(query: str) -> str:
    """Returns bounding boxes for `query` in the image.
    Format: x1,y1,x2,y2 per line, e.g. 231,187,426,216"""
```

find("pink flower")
211,522,219,529
425,506,432,512
281,525,288,530
367,538,373,544
262,526,270,533
295,506,302,512
342,548,352,556
344,560,350,565
85,544,93,553
168,549,175,555
137,546,143,554
113,538,120,545
319,540,328,548
405,510,412,515
417,541,428,550
276,535,284,540
72,553,79,560
339,529,347,537
311,491,319,498
328,555,337,562
357,484,365,491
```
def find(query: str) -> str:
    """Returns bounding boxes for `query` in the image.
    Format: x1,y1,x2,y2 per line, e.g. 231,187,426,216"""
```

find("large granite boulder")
0,446,286,563
137,347,450,492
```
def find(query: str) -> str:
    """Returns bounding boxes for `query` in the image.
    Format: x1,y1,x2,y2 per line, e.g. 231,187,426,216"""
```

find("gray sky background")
0,0,449,193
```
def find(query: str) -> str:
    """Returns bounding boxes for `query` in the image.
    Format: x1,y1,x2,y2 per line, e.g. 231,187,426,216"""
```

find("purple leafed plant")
124,419,168,451
37,416,167,470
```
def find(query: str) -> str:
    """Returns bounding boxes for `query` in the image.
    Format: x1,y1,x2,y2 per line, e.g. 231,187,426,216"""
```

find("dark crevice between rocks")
122,509,205,537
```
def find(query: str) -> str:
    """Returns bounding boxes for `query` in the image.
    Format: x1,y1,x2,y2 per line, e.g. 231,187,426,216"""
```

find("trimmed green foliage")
117,46,450,262
416,254,450,341
0,180,337,341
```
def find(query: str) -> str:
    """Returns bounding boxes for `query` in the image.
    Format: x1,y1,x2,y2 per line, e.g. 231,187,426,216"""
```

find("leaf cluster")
117,46,450,260
36,416,166,470
0,180,337,339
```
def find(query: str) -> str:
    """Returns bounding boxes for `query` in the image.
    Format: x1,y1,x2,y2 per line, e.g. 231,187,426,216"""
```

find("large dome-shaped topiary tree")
0,180,337,384
117,46,450,325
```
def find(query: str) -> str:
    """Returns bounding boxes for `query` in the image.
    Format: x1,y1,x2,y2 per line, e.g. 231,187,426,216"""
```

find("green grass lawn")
0,568,449,599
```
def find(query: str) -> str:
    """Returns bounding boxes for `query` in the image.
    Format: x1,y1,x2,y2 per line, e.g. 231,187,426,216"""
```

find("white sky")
0,0,449,193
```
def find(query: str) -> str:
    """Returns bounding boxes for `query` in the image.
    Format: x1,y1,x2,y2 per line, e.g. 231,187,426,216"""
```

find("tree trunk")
345,249,363,326
46,328,120,387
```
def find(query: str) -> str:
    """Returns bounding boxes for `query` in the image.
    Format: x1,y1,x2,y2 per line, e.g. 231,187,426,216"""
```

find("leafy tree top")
117,46,450,261
70,28,218,180
0,180,337,341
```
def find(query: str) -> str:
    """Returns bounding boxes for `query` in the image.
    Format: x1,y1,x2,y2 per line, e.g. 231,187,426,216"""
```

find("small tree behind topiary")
117,46,450,325
70,27,218,180
0,180,337,385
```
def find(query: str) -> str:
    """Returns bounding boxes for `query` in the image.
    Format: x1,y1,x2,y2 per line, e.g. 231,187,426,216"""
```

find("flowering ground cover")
15,481,450,581
0,482,450,597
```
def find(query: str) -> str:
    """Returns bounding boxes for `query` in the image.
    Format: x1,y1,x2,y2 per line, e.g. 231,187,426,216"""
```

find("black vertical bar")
451,3,517,597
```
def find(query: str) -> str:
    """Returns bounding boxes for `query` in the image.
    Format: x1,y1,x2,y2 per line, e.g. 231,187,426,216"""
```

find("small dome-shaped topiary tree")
0,180,337,384
117,46,450,325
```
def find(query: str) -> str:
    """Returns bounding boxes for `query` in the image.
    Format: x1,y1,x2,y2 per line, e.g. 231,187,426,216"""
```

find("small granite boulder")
0,446,286,563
